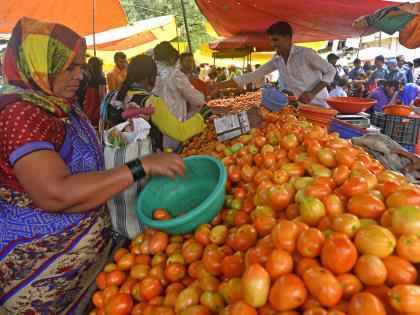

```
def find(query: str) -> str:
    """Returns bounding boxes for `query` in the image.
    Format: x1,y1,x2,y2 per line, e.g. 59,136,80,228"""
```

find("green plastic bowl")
136,155,227,235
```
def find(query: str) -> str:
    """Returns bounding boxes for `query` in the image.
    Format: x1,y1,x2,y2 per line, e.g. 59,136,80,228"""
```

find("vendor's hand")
298,90,316,104
390,148,420,172
141,153,186,179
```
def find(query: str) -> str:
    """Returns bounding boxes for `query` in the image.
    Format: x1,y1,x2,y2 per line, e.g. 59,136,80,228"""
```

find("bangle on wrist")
199,105,212,119
126,158,146,181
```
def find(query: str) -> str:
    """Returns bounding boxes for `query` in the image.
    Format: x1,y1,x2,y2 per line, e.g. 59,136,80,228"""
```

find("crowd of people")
326,53,420,112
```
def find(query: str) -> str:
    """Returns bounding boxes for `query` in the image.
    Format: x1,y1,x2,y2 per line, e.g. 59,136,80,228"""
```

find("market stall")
88,89,420,315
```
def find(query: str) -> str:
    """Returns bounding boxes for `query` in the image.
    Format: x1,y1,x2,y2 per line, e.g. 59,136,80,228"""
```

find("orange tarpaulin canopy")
0,0,128,36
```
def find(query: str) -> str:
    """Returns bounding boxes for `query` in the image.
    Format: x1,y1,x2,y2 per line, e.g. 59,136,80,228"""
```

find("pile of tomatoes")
91,96,420,315
207,91,263,116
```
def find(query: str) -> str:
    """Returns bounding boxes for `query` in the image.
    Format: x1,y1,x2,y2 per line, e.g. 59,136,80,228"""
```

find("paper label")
214,111,250,141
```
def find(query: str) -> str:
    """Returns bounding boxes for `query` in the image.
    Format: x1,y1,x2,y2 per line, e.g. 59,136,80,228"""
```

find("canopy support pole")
92,0,96,56
180,0,193,53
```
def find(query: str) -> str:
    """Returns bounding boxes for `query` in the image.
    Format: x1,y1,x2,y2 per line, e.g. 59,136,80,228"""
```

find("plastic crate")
329,118,368,139
371,112,420,148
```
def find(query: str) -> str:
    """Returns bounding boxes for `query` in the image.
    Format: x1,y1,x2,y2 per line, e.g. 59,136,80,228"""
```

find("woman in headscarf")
0,17,185,314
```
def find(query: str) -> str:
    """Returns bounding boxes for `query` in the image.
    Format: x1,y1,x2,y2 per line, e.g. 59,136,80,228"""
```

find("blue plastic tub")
136,155,227,235
329,118,368,139
261,88,289,111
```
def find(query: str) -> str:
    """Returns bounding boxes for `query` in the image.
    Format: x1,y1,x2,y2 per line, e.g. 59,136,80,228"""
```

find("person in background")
216,67,227,82
210,21,336,107
366,55,388,87
412,58,420,85
396,54,413,83
244,64,254,91
0,17,185,314
362,63,373,78
153,41,205,151
106,51,127,91
349,58,365,80
329,77,348,97
75,63,90,107
107,55,211,152
227,65,243,80
387,59,407,85
179,52,198,79
204,70,218,85
342,66,350,78
367,79,400,113
83,57,106,127
392,83,420,106
327,53,340,83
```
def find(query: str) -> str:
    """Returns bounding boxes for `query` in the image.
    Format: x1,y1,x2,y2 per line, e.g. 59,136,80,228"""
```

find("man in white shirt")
209,21,336,107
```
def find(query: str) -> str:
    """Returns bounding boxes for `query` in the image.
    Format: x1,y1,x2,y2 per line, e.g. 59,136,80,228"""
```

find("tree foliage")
120,0,215,51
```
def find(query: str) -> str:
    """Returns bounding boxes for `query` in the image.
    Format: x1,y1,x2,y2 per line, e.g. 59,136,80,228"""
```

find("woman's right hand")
141,153,186,179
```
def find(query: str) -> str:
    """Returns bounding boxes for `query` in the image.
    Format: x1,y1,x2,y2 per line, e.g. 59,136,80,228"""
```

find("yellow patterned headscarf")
0,17,86,117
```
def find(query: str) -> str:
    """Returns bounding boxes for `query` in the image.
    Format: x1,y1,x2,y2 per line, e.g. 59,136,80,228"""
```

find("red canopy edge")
197,0,400,47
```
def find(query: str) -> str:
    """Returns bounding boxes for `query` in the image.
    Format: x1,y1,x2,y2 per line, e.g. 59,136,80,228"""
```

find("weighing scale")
336,112,370,129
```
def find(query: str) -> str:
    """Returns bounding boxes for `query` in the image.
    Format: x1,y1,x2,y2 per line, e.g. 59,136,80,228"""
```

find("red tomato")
270,220,300,253
389,284,420,313
322,194,344,216
149,231,169,254
317,148,336,168
347,194,385,219
332,165,350,186
295,257,320,277
154,209,170,220
354,255,387,286
230,300,257,315
386,188,420,208
234,224,257,252
253,214,276,238
341,176,368,197
269,274,307,311
139,276,163,301
105,293,133,315
202,250,224,276
348,292,386,315
396,234,420,263
164,262,186,283
321,233,358,274
106,270,127,287
302,266,342,307
221,255,245,279
336,273,363,300
335,147,356,167
382,255,417,286
297,228,325,258
265,249,293,280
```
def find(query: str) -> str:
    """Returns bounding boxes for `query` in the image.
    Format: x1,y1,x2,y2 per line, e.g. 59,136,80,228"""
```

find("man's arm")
299,49,336,103
210,59,277,94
